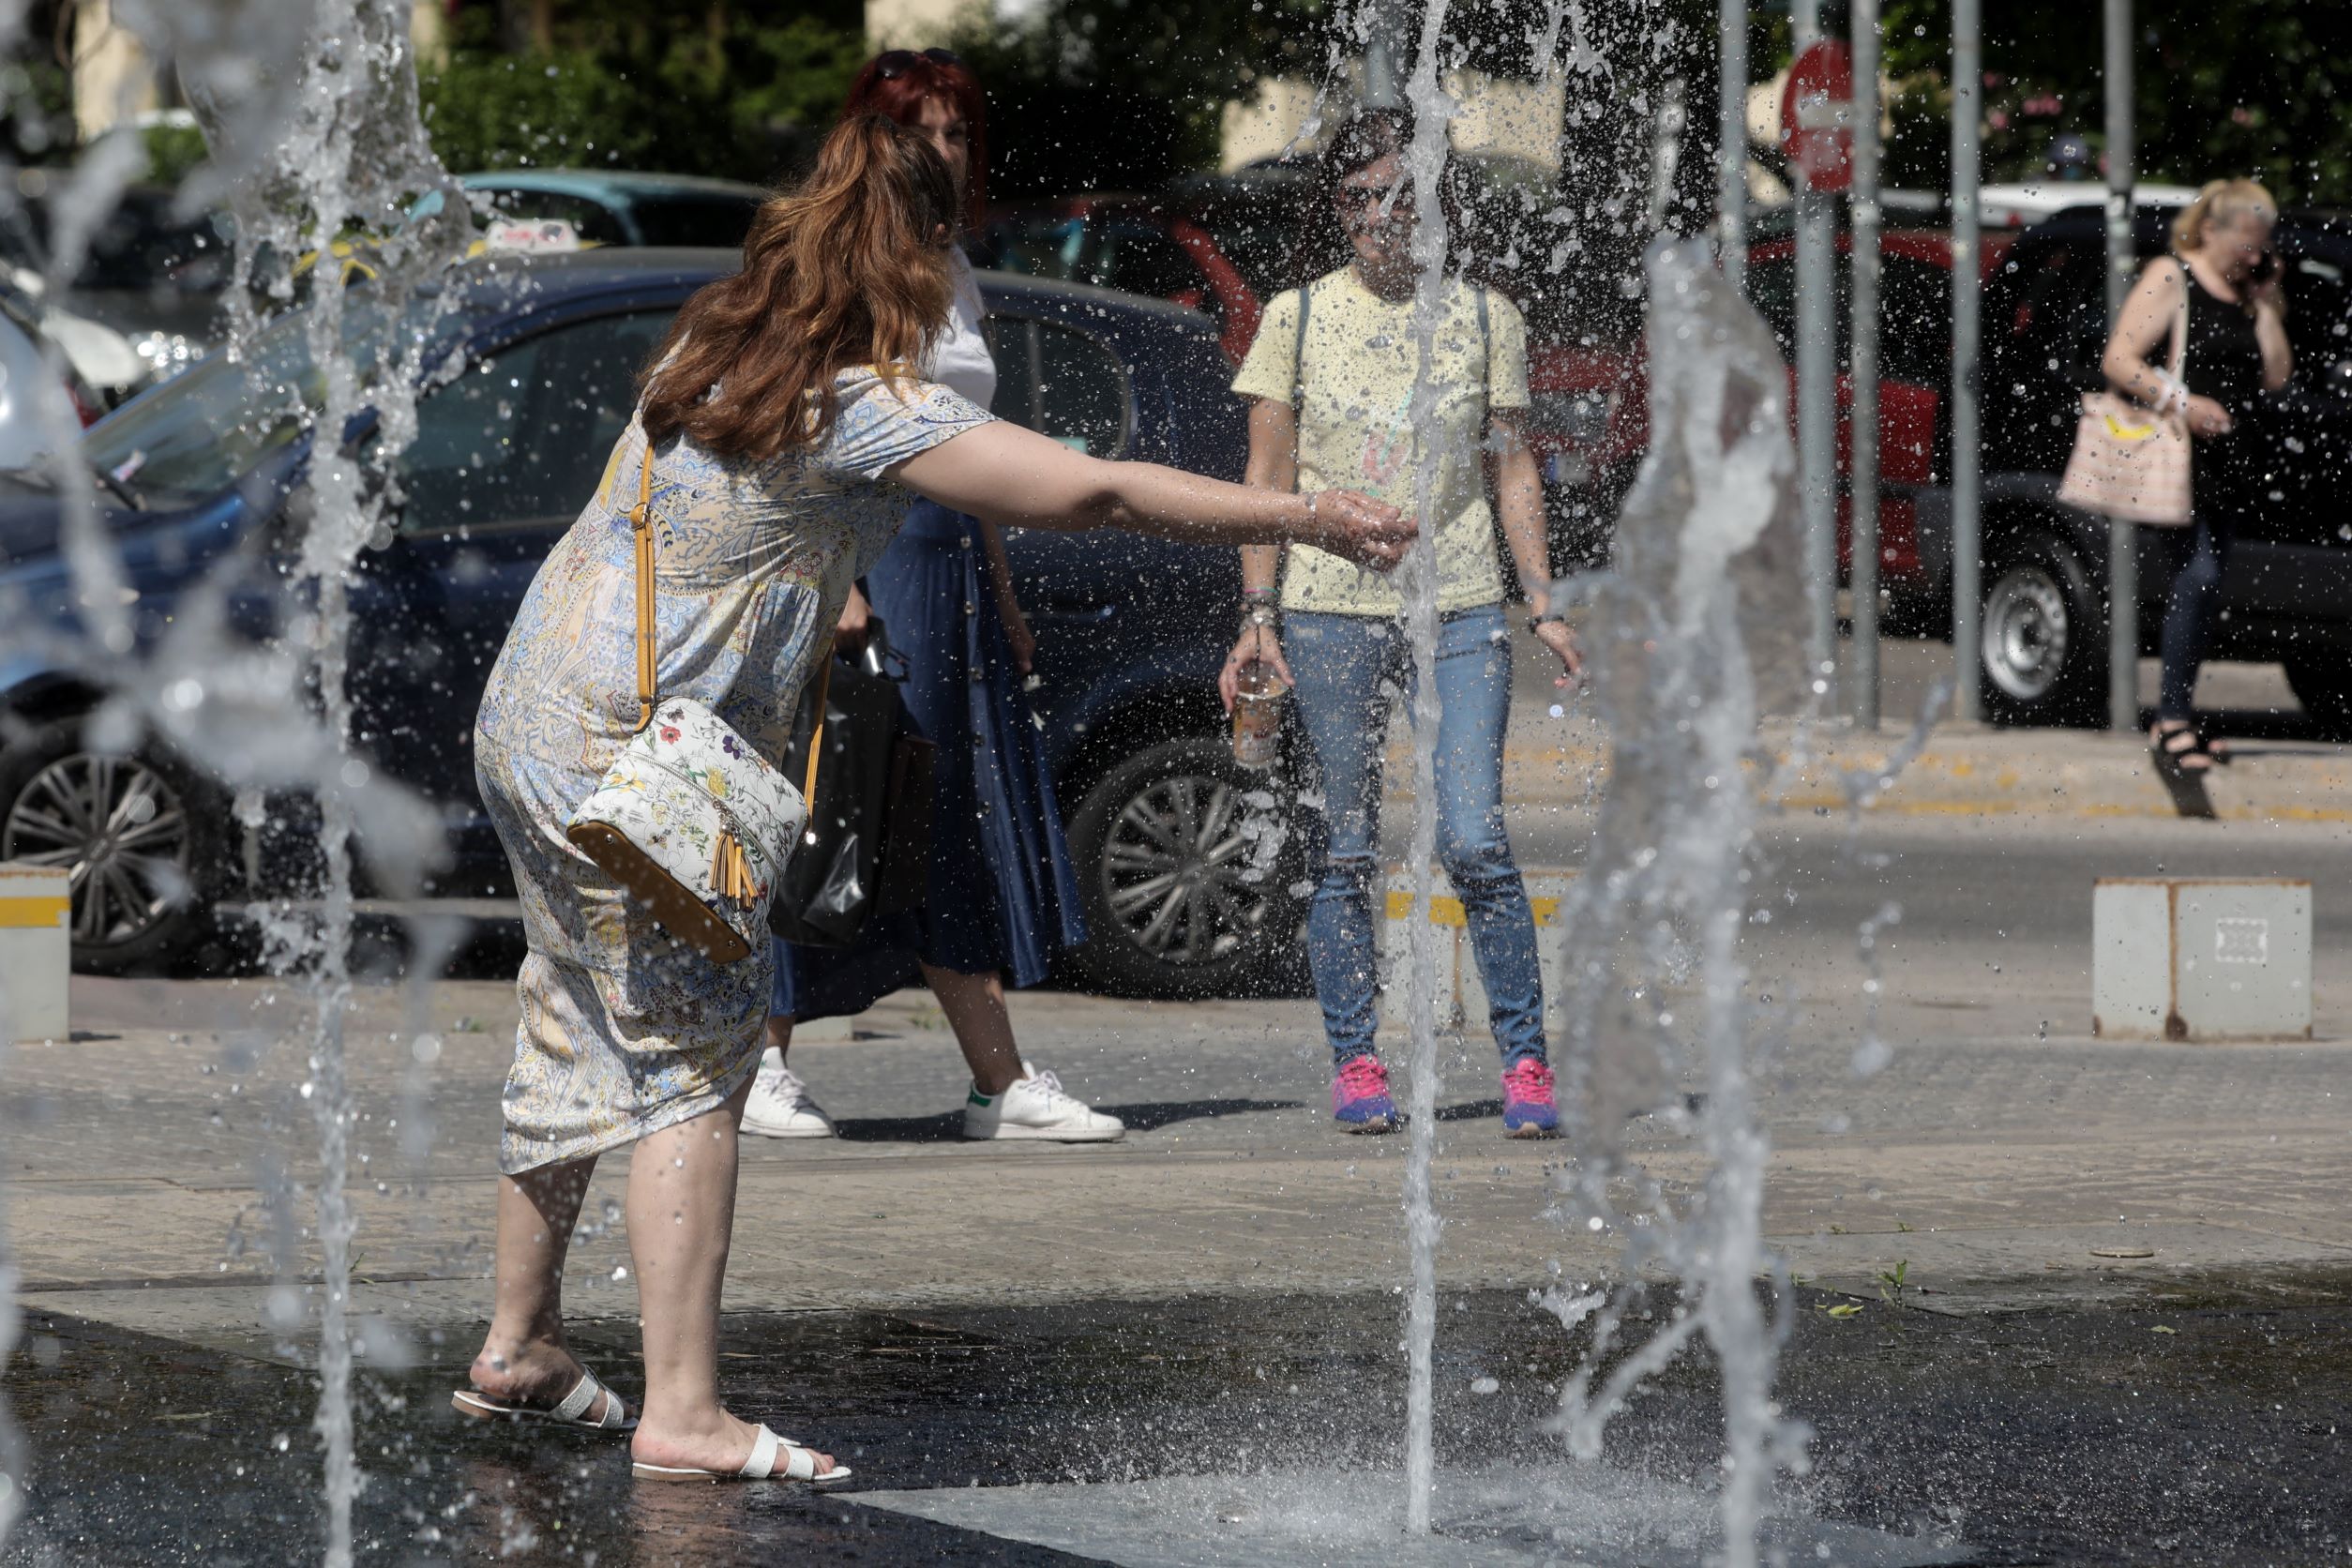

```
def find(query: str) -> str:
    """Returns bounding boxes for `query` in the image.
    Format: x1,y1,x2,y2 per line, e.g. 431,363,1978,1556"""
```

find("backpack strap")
1475,283,1491,404
1290,281,1312,415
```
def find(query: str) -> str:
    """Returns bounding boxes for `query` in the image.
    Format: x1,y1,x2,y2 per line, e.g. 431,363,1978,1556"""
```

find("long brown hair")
641,114,958,462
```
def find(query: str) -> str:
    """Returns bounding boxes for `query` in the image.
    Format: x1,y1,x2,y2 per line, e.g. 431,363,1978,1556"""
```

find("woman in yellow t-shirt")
1218,108,1580,1138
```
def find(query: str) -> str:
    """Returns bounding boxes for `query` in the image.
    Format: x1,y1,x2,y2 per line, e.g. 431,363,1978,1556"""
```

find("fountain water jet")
1544,235,1817,1568
1392,0,1461,1535
0,3,467,1558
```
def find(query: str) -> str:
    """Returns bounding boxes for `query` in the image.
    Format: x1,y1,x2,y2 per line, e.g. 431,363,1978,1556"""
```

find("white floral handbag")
565,436,825,963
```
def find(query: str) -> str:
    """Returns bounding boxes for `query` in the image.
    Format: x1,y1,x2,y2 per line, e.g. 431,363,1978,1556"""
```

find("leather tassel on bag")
709,832,760,905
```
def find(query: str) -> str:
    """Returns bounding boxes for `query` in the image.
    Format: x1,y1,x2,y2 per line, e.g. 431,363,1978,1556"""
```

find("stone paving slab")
15,808,2352,1352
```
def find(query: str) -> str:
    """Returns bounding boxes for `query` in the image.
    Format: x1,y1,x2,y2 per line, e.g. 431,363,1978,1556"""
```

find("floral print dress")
475,368,990,1173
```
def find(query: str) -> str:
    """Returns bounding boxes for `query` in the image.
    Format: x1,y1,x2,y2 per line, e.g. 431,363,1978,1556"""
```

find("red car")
1460,223,2021,591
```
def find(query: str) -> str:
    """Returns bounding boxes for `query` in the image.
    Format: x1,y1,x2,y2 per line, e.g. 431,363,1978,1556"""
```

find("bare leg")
763,1014,794,1063
920,962,1021,1095
467,1159,626,1425
625,1078,837,1476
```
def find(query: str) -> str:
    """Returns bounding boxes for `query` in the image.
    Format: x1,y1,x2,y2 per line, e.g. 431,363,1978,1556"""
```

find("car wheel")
1063,735,1307,999
1978,532,2105,727
0,717,220,973
2284,653,2352,739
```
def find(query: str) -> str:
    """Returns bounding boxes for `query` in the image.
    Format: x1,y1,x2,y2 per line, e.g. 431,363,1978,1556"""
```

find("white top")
925,251,996,413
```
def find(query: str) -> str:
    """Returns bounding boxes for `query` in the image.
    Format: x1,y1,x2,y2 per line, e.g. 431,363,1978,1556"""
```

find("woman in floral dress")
455,114,1413,1484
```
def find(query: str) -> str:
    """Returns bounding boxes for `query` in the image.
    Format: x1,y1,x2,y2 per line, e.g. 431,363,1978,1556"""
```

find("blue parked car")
0,249,1304,995
450,171,770,250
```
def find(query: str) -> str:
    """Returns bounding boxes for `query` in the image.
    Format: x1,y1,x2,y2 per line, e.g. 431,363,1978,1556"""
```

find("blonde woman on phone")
2101,177,2290,776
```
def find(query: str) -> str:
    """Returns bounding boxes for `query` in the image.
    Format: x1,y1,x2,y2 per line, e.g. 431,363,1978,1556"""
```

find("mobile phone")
2252,249,2282,284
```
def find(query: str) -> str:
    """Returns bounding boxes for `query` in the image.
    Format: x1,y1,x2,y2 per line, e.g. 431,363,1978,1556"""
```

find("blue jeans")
2152,513,2234,722
1286,604,1547,1071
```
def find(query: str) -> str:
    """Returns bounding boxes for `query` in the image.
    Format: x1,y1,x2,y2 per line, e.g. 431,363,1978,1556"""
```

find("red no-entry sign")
1782,39,1856,193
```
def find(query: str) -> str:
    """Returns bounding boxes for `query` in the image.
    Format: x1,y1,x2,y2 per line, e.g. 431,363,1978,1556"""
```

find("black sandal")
2150,720,2213,778
2194,726,2235,766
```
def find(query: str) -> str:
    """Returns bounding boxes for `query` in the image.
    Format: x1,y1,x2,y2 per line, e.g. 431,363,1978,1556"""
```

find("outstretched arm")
889,417,1412,572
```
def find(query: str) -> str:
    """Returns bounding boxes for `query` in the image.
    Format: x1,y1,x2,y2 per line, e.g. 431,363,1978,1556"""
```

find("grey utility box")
2092,878,2312,1041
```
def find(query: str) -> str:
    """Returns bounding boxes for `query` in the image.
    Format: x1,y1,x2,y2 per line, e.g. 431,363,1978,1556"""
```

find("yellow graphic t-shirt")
1229,267,1529,617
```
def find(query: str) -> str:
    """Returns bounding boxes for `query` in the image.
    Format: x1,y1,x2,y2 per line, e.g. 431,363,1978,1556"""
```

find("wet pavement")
10,1275,2352,1565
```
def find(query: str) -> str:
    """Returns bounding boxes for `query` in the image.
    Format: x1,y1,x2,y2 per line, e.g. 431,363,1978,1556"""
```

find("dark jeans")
2151,512,2234,722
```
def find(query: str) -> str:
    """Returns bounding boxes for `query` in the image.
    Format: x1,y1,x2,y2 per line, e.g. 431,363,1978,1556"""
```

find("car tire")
1978,531,2106,727
0,716,222,973
1063,735,1308,1000
2284,653,2352,739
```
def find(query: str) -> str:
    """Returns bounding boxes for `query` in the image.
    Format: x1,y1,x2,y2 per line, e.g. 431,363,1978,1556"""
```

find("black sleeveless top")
2181,264,2265,417
2173,262,2266,515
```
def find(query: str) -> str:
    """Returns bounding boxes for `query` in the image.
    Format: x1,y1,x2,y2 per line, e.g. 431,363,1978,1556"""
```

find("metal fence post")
1718,0,1748,292
1949,0,1983,722
1793,0,1839,693
2104,0,2139,734
1850,0,1883,730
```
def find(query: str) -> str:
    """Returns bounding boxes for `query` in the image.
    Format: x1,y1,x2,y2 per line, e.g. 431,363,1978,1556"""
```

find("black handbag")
770,621,937,947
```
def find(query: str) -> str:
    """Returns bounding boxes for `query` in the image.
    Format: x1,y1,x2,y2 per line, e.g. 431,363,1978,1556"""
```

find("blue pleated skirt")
772,502,1086,1019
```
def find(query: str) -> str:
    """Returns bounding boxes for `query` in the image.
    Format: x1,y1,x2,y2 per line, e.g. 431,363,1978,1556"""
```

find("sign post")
1719,0,1749,292
2104,0,2139,734
1849,0,1884,730
1783,26,1854,702
1950,0,1984,722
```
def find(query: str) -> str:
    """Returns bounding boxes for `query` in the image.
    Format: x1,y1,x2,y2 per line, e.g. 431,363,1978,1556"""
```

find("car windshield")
82,294,447,509
627,195,759,249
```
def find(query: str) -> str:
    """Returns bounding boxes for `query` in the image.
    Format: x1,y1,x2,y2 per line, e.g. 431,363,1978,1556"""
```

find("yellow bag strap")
804,656,830,803
629,430,829,799
630,439,657,732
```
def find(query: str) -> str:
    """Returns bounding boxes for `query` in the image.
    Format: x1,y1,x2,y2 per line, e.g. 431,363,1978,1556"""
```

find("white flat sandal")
631,1423,851,1485
451,1367,635,1431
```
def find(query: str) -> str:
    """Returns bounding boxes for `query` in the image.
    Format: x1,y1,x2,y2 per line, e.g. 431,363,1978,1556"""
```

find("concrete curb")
1398,721,2352,822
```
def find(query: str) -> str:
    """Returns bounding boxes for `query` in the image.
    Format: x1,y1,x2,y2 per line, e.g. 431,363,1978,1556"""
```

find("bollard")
0,864,71,1042
2092,878,2312,1041
1377,869,1573,1038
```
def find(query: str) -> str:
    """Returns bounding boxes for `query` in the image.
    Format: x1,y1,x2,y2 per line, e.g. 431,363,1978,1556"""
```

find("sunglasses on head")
876,48,962,78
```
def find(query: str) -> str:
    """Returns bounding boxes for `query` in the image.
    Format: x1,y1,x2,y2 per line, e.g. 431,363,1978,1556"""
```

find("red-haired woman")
457,115,1409,1485
746,51,1118,1145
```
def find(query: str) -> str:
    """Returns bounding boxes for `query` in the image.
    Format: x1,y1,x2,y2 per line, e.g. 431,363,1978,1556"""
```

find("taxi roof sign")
484,218,583,254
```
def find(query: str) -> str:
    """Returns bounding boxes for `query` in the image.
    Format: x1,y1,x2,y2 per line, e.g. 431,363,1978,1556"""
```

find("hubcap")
1982,564,2071,701
1101,771,1277,966
2,752,193,949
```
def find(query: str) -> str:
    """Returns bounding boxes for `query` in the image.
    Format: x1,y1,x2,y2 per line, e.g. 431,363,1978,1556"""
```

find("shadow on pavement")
835,1097,1303,1142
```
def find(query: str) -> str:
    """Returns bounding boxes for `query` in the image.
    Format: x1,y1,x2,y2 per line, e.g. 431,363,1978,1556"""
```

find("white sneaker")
741,1048,837,1138
962,1061,1125,1142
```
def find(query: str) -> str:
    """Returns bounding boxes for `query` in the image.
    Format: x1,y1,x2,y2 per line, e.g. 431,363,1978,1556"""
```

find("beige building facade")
68,0,448,143
1217,68,1566,173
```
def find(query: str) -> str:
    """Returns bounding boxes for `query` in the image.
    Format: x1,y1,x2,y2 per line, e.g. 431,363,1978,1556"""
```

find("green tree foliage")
417,4,867,182
946,0,1333,196
1876,0,2352,205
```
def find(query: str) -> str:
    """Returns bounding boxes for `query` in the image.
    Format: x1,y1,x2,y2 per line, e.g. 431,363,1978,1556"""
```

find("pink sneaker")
1501,1060,1559,1138
1332,1055,1398,1133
